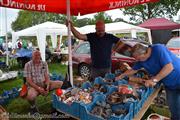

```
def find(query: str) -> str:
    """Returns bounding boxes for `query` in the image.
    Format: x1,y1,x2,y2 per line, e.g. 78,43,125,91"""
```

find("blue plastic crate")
52,93,81,118
0,94,9,105
80,94,134,120
105,73,115,80
82,81,110,96
8,91,15,99
6,87,19,99
50,73,59,81
106,86,118,96
58,74,65,81
110,102,134,120
113,79,128,86
82,81,93,90
94,77,104,85
133,100,140,116
0,98,5,105
133,89,147,116
80,94,106,120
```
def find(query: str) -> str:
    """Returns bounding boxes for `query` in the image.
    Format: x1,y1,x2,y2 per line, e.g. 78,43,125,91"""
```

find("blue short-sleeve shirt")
86,33,119,69
133,44,180,89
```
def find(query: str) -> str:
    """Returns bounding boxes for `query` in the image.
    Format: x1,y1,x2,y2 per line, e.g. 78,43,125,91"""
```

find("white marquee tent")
12,21,70,61
79,22,152,43
12,21,152,61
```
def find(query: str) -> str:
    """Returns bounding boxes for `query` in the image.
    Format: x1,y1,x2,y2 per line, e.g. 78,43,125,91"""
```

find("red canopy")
0,0,158,15
139,18,180,30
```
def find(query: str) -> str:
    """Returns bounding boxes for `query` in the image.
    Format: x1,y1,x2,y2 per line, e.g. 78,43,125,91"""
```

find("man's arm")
115,69,138,80
66,20,87,41
154,63,174,82
145,63,174,87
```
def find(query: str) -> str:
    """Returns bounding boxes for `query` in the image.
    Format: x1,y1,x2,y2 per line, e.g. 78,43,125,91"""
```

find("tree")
122,0,180,23
11,10,78,31
90,12,113,24
11,11,33,31
12,10,114,31
75,18,92,27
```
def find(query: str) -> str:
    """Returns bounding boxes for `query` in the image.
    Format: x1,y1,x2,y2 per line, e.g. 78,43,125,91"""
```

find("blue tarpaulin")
15,48,32,58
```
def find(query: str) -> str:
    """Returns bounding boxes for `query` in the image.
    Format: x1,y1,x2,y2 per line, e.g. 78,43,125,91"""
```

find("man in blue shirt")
67,20,120,81
116,43,180,119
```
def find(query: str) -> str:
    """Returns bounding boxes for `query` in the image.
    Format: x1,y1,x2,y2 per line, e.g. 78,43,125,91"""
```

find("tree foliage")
11,10,77,31
90,12,113,24
11,11,113,31
75,18,92,27
122,0,180,23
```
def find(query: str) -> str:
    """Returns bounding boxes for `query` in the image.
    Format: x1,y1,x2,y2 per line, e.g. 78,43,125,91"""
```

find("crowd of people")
0,38,33,56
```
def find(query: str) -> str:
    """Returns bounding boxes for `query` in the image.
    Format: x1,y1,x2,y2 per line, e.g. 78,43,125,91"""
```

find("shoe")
30,105,39,115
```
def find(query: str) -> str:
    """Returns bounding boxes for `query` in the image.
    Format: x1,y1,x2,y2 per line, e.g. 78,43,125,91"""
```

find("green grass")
0,78,22,94
142,104,170,119
0,62,67,119
48,63,67,75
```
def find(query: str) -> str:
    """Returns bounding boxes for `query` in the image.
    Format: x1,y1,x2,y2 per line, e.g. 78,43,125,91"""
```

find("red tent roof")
138,18,180,30
0,0,159,15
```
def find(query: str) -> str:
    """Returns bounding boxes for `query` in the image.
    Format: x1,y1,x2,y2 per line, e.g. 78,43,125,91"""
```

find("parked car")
166,37,180,57
72,40,147,79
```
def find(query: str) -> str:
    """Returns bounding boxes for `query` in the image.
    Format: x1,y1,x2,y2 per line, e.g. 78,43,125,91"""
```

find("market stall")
52,61,163,120
1,0,161,119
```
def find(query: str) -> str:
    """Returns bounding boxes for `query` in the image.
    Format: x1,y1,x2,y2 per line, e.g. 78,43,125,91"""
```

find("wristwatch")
152,78,158,83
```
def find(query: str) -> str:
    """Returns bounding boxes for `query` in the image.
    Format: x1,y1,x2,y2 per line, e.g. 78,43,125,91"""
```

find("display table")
53,85,163,120
133,85,162,120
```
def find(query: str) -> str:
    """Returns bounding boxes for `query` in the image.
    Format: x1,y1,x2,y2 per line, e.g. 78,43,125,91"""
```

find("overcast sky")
0,7,180,36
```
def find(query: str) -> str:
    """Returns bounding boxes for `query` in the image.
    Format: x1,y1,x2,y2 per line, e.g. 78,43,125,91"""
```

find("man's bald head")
95,20,105,37
96,20,105,27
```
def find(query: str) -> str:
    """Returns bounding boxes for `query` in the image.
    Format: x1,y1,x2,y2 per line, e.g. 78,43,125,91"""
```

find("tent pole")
5,8,9,66
0,7,3,36
59,35,62,50
67,0,73,86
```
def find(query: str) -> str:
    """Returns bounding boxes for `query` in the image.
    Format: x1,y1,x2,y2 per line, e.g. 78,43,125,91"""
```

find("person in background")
116,43,180,120
66,20,120,81
17,39,22,49
0,38,4,52
54,36,61,52
45,45,52,61
27,41,33,50
24,50,63,114
22,39,28,49
7,40,12,52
